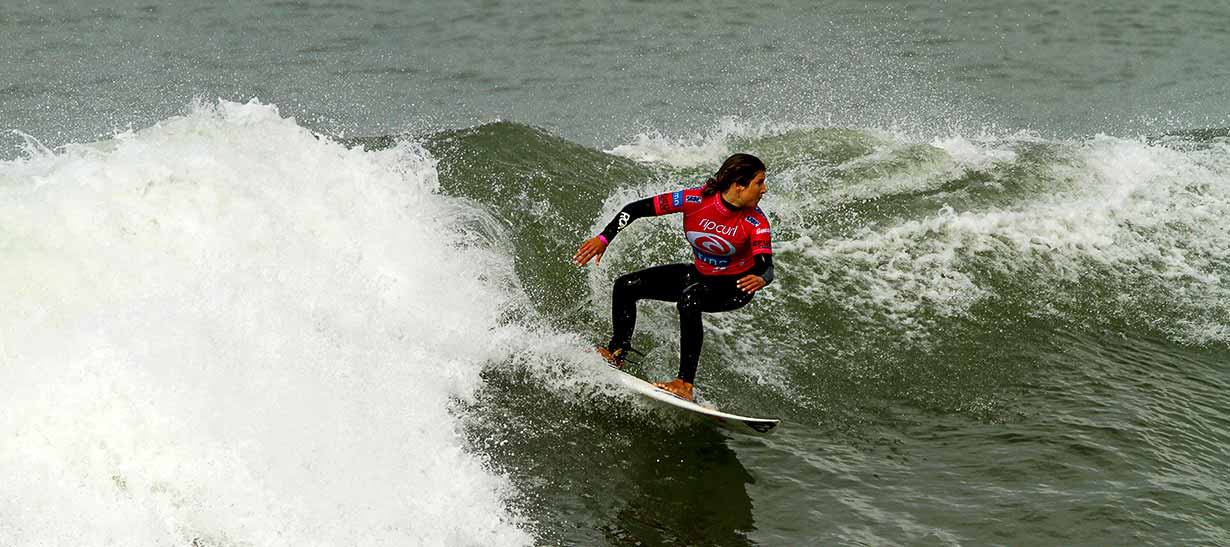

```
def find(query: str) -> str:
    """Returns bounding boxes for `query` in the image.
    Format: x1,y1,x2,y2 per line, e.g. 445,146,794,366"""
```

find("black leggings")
609,263,754,384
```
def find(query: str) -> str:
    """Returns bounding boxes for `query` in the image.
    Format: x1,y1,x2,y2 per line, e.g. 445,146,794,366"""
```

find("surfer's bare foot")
596,346,628,369
653,378,694,401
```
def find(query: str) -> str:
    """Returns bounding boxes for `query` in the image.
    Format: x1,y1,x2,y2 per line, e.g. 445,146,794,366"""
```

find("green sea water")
4,0,1228,156
425,122,1230,545
2,1,1228,545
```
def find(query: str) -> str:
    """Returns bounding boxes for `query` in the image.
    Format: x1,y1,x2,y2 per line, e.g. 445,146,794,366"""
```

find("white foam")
0,100,534,545
783,134,1230,344
929,132,1031,171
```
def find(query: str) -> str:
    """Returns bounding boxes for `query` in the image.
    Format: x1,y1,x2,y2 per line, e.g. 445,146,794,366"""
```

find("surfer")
573,153,775,401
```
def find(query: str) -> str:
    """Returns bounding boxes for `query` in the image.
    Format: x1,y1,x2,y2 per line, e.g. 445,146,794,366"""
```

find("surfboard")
607,364,780,433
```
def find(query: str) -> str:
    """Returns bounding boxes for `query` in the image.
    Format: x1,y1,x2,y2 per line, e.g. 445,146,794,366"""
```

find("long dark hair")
701,153,766,196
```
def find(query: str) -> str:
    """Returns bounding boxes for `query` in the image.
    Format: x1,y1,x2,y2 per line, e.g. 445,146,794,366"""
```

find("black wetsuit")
598,190,774,384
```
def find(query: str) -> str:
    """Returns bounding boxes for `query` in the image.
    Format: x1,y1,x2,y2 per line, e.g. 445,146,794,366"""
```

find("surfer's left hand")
736,274,766,294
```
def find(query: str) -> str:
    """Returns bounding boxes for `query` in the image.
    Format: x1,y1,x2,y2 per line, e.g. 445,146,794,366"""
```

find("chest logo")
686,231,736,257
698,218,738,236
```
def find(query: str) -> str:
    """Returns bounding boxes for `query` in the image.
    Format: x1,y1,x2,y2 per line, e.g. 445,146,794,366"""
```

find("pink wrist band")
597,235,609,245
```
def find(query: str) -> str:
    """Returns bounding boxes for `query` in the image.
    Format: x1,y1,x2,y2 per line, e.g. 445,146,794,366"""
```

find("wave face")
4,105,1229,545
418,120,1230,545
611,124,1230,345
0,101,535,545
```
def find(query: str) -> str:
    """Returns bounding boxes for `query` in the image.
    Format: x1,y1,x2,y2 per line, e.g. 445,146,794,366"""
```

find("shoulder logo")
744,215,761,227
671,191,684,207
685,195,703,203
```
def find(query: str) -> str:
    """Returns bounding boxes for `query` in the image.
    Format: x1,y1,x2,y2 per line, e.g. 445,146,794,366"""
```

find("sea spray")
0,101,535,545
608,125,1230,347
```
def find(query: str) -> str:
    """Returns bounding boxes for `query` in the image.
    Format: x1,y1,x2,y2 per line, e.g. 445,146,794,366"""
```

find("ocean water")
2,2,1228,546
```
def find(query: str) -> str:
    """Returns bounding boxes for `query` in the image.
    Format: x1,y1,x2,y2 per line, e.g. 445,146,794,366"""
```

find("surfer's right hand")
572,236,608,266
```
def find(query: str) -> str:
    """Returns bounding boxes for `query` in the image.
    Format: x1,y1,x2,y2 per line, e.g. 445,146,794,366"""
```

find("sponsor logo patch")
671,191,684,208
744,215,761,227
694,252,732,268
685,195,702,203
686,231,737,257
698,218,737,236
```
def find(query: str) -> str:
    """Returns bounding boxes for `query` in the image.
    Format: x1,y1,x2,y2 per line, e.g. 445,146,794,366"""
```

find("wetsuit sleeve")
597,197,656,244
653,188,702,215
747,254,775,285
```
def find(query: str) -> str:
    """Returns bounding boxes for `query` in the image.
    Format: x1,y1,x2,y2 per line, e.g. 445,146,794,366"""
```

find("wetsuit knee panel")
676,289,705,314
613,273,641,294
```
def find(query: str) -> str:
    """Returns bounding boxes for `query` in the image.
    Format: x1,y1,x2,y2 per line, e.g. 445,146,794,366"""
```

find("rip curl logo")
686,231,736,257
698,218,738,236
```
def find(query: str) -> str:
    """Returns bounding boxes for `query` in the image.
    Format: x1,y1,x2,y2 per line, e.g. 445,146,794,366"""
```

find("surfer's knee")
676,290,703,317
613,272,641,296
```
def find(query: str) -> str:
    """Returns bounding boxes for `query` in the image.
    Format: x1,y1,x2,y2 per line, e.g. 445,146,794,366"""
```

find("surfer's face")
728,171,766,209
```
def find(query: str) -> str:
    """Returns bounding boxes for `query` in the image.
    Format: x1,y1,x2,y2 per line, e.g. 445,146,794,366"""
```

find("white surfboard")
608,365,780,433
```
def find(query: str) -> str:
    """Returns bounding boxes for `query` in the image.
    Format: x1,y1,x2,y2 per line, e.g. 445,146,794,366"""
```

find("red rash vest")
652,187,773,276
